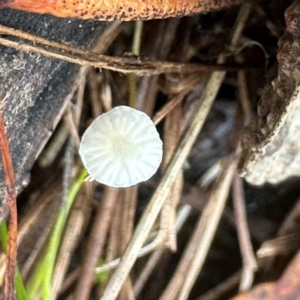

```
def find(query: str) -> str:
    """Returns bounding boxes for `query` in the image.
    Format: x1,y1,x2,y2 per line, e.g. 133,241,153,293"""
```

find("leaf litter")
2,1,300,300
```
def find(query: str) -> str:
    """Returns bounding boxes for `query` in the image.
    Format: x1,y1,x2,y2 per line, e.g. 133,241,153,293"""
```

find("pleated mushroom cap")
79,106,163,188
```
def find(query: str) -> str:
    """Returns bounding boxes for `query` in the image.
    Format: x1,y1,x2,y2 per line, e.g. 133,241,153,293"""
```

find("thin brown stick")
277,196,300,236
0,111,17,300
0,24,257,77
160,158,237,300
257,232,300,259
233,174,257,291
122,187,138,250
51,192,89,299
74,187,118,300
237,70,252,126
101,58,227,300
134,248,164,296
161,104,183,250
196,271,241,300
106,197,122,270
159,5,252,297
88,69,104,118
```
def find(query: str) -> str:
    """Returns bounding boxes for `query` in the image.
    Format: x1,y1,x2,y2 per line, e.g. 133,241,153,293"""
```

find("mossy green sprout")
79,106,163,188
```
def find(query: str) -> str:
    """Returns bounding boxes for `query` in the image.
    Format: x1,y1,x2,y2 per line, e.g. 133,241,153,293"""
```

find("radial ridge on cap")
79,106,163,188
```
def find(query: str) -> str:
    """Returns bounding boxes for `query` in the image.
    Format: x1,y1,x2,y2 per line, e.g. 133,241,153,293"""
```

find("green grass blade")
27,168,88,299
0,221,29,300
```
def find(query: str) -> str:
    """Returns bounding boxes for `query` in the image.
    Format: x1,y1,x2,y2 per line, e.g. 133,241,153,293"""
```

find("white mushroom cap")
79,106,163,188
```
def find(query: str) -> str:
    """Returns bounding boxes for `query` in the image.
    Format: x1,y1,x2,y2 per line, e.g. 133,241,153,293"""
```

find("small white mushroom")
79,106,163,188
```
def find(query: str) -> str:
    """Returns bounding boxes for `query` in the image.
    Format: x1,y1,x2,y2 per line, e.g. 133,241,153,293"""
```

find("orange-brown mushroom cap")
1,0,241,20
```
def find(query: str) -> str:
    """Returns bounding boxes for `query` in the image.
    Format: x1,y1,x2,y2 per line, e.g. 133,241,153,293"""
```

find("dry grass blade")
95,236,163,274
161,158,237,300
51,192,88,299
197,271,241,300
233,175,257,291
161,104,184,251
277,196,300,236
1,1,292,299
101,53,228,300
106,187,138,299
133,248,164,296
0,25,249,76
257,233,300,259
74,187,119,300
158,4,252,299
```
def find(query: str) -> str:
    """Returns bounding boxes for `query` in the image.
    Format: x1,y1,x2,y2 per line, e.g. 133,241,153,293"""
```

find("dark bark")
0,8,105,219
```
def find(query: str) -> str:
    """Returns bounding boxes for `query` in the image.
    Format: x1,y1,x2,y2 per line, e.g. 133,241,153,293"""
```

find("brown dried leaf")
1,0,242,21
239,0,300,185
232,250,300,300
231,283,274,300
